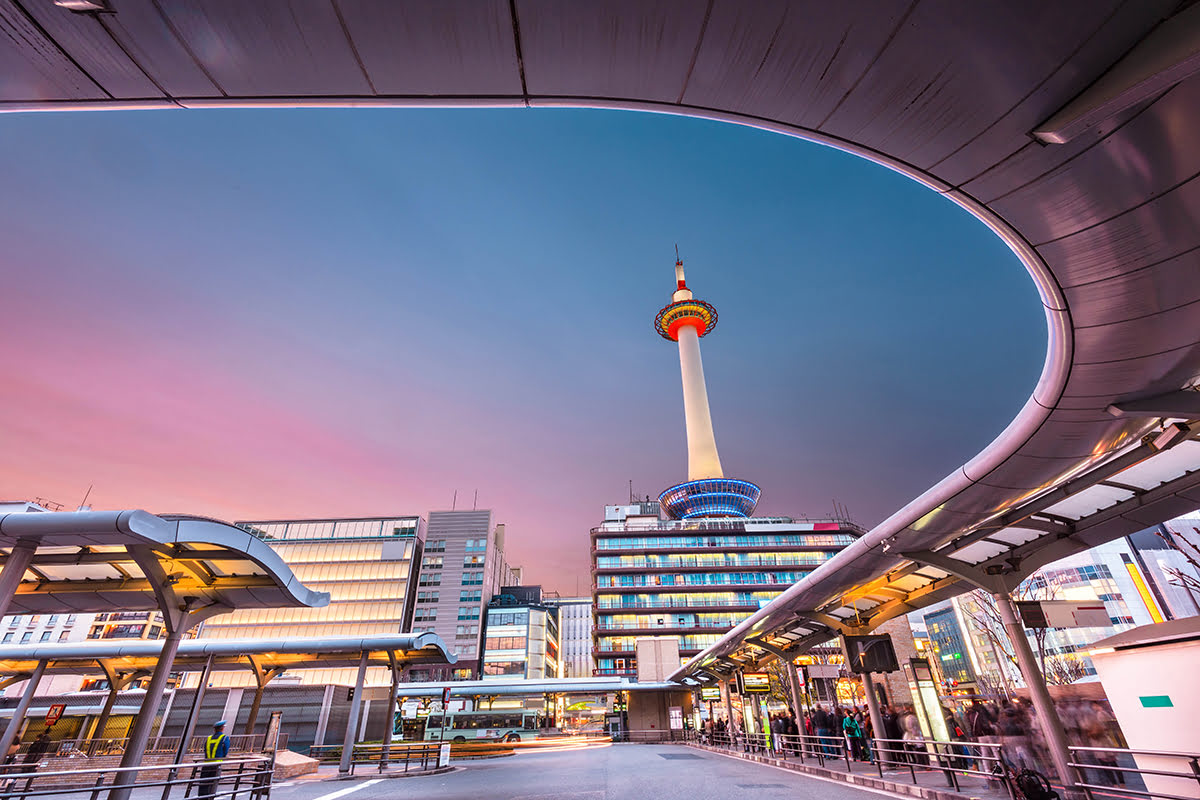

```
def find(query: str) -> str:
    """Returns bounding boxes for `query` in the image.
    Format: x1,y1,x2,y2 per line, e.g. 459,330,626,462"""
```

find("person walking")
198,720,230,800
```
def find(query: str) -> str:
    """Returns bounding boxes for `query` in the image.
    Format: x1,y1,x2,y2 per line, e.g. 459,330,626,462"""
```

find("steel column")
108,629,184,800
174,654,214,763
995,591,1080,793
862,671,885,755
0,543,35,619
339,651,369,775
380,653,399,771
0,660,46,758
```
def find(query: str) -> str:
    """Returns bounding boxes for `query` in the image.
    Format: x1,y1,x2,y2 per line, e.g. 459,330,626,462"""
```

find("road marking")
308,778,382,800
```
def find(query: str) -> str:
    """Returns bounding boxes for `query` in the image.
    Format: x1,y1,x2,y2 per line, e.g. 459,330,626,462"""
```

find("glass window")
39,632,51,642
20,632,31,643
459,590,481,602
1,633,10,643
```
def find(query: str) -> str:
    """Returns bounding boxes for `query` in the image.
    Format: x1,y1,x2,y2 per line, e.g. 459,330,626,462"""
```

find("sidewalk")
687,741,1014,800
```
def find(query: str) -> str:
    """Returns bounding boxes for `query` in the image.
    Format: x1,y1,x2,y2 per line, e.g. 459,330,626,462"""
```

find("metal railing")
1069,745,1200,800
308,743,444,776
699,730,1016,797
0,755,272,800
21,734,278,760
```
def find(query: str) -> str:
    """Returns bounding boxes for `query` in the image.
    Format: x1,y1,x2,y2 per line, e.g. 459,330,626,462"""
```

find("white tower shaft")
677,324,724,480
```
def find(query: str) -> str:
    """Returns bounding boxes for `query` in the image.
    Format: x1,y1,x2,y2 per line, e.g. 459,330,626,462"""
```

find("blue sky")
0,107,1044,590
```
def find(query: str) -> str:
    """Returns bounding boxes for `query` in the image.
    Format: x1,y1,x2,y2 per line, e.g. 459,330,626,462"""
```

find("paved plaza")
270,744,891,800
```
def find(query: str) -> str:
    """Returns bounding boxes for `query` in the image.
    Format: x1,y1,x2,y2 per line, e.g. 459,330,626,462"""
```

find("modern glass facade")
480,600,561,681
191,515,423,688
591,504,861,677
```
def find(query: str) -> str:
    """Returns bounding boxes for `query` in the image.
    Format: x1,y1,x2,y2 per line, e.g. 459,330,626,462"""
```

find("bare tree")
1156,524,1200,603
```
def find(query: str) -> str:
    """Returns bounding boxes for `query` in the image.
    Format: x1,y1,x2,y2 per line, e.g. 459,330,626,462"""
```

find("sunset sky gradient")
0,108,1044,592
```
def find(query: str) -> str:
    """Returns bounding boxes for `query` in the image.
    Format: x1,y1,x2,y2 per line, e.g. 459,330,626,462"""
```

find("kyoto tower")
654,253,761,519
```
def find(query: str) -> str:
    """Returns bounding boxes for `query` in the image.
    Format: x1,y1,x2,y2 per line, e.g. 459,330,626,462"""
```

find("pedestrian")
197,720,230,800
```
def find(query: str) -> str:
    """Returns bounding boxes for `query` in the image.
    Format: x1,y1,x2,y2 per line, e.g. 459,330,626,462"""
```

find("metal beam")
0,543,36,619
900,549,1011,593
1034,2,1200,143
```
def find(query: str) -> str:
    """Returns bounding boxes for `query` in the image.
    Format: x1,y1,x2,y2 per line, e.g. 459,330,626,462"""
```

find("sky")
0,107,1045,593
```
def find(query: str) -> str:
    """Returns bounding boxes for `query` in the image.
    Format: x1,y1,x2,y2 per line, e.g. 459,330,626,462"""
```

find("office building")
193,515,424,687
480,586,561,681
405,510,515,681
551,597,594,678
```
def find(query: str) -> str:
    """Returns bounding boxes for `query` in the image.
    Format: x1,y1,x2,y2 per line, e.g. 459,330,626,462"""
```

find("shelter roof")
0,633,453,677
0,511,329,615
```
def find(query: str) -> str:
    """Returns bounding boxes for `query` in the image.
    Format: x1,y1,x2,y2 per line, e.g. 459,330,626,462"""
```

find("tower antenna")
78,484,93,510
675,243,680,262
452,489,457,511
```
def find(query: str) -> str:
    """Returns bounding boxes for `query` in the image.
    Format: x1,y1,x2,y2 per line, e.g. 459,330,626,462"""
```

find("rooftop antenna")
78,484,93,511
452,489,457,511
473,490,478,511
629,479,634,504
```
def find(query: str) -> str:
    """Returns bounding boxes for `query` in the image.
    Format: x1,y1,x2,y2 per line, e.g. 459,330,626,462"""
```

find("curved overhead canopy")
0,510,330,615
4,2,1200,678
0,633,453,677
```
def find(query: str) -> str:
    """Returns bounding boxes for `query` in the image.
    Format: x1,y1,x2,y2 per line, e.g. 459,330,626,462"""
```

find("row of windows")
241,519,418,542
453,644,477,656
596,571,809,587
455,624,479,635
464,538,488,552
2,631,71,644
485,636,527,651
416,590,483,603
273,543,412,565
487,611,529,627
594,553,831,569
462,571,484,585
7,614,79,627
422,556,486,569
596,633,722,651
458,607,480,620
414,609,437,621
594,534,854,550
595,612,750,629
205,602,406,626
595,591,781,609
482,660,525,676
425,539,447,552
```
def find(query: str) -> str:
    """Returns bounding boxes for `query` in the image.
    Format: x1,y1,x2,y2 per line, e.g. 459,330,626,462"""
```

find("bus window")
427,715,443,729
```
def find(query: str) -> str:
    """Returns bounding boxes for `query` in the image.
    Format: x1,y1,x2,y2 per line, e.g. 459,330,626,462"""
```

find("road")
271,743,895,800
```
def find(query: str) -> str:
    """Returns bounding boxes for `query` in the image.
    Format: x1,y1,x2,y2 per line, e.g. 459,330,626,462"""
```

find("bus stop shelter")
0,633,454,775
0,510,330,795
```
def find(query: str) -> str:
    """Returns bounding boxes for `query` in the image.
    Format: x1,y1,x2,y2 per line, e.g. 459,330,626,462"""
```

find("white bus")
423,710,542,743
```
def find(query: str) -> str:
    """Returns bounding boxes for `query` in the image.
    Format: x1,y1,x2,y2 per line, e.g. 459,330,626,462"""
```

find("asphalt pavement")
269,743,901,800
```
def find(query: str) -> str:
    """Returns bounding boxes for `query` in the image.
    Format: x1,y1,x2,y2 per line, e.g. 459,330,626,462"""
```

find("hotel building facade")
591,501,861,677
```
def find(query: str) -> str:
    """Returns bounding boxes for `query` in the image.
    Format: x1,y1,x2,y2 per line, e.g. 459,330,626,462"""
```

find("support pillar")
861,671,885,748
0,543,35,620
785,661,805,722
380,653,400,770
339,651,369,776
115,629,183,774
0,660,46,758
721,678,735,731
314,685,334,747
995,590,1080,792
174,655,214,763
243,656,281,736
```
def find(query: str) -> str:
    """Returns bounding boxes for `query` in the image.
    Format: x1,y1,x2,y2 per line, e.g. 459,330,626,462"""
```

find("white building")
551,597,594,678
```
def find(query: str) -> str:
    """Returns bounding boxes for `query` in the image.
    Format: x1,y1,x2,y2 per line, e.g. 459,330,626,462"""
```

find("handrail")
1068,744,1200,800
0,754,273,800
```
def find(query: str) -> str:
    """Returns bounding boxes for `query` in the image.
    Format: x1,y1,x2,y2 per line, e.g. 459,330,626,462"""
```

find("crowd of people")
703,695,1129,787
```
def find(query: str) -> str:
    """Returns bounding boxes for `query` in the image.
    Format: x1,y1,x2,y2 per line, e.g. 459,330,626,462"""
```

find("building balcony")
593,581,797,592
593,620,734,631
592,667,636,677
592,557,828,572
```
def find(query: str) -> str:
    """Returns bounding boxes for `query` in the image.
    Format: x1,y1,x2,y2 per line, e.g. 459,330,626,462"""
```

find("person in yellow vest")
197,721,229,799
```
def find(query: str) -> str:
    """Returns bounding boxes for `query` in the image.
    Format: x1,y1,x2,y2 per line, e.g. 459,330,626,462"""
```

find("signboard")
442,686,452,705
842,634,900,674
741,673,770,693
807,664,840,679
700,686,721,702
668,707,683,730
45,704,65,727
263,711,283,753
1017,600,1111,629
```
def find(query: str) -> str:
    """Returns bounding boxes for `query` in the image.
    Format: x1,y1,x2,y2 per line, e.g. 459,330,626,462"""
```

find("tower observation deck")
654,257,760,519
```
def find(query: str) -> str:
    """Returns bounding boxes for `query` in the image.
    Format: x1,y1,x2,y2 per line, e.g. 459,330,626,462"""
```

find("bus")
423,710,542,743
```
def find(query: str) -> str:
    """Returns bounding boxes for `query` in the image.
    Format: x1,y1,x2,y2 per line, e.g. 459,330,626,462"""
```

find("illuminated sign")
741,673,770,693
700,687,721,701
